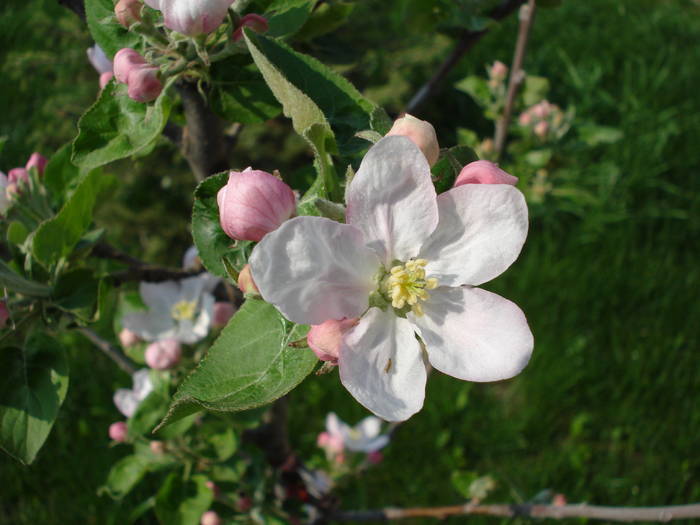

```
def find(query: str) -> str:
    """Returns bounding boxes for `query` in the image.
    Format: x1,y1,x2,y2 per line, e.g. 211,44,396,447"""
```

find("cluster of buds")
518,100,567,141
87,44,114,90
0,152,48,212
145,338,182,370
114,48,163,103
488,60,509,89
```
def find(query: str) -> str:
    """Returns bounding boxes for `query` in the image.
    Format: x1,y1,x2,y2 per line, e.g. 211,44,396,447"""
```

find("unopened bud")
109,421,129,442
115,0,142,28
453,160,517,187
212,302,236,328
307,318,358,364
317,431,344,454
217,168,296,242
489,60,508,81
99,72,114,90
119,328,141,348
531,100,552,119
155,0,235,36
518,111,532,126
127,65,162,103
149,440,165,454
386,114,440,166
237,264,259,295
25,153,47,175
534,120,549,139
367,451,383,465
553,493,567,506
235,494,253,513
233,13,269,41
200,510,222,525
113,48,147,84
205,481,221,499
145,338,182,370
0,302,9,329
8,168,29,185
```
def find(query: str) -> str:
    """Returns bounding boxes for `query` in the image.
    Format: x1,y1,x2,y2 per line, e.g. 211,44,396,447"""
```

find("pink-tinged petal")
249,216,380,325
346,136,438,265
419,184,528,287
339,308,427,421
453,160,518,187
409,286,533,382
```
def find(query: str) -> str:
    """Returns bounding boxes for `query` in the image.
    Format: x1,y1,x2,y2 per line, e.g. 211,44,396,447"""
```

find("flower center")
171,300,197,321
383,259,438,316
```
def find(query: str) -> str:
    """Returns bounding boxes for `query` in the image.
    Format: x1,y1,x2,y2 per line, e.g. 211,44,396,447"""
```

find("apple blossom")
386,114,440,166
122,274,218,344
113,369,154,418
145,338,182,369
182,245,201,270
217,168,296,242
307,318,358,364
232,13,269,41
113,48,147,84
149,440,165,454
200,510,221,525
489,60,508,81
25,152,47,175
115,0,142,28
250,136,533,421
324,412,389,453
212,301,236,327
119,327,141,348
8,168,28,185
109,421,129,442
87,44,113,75
126,65,163,102
237,264,259,295
534,120,549,139
454,160,518,187
144,0,235,36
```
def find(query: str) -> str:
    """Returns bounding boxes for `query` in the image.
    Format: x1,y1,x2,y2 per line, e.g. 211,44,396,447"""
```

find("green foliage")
158,299,317,430
0,260,50,297
0,332,69,465
265,0,316,38
295,1,356,41
72,82,172,170
101,454,153,500
430,145,478,193
155,473,213,525
85,0,140,58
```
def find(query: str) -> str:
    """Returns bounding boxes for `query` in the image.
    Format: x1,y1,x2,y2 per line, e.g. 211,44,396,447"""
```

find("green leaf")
85,0,139,57
266,0,316,38
32,170,115,269
578,124,623,146
200,420,238,461
455,76,491,108
7,221,29,247
157,299,317,430
51,268,100,322
0,260,50,297
522,76,551,107
72,82,172,170
296,1,355,41
0,332,69,464
191,172,253,279
101,454,151,500
210,58,282,124
155,473,213,525
43,143,83,200
431,145,479,193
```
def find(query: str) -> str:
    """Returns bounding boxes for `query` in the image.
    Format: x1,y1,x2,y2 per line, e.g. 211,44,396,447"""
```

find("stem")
332,502,700,522
78,328,138,375
494,0,537,159
405,0,526,114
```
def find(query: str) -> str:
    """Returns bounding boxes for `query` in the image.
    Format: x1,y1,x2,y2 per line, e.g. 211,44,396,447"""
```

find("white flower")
113,369,154,418
326,412,389,453
86,44,113,75
250,136,534,421
144,0,235,36
122,274,218,344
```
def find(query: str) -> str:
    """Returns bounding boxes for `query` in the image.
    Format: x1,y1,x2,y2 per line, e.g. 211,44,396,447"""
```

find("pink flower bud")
217,168,296,242
235,494,253,513
367,451,383,465
518,111,532,126
307,318,358,364
237,264,259,295
553,493,567,506
149,440,165,454
206,481,221,499
453,160,518,187
8,168,29,185
145,339,182,370
212,302,236,328
109,421,129,442
233,13,269,41
100,72,115,90
200,510,222,525
489,60,508,81
534,120,549,139
157,0,236,36
113,48,147,84
127,65,163,103
317,431,344,454
25,153,47,175
386,114,440,166
0,302,9,329
119,328,141,348
6,183,19,200
531,100,552,119
115,0,142,28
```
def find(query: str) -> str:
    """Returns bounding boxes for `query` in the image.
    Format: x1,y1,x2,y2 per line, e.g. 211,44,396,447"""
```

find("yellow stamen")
171,300,197,321
383,259,439,316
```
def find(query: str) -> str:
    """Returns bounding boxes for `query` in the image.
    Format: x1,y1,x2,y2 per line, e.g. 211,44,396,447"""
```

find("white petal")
326,412,343,438
132,369,154,401
113,389,138,418
186,293,214,343
356,416,382,438
346,136,438,265
339,308,426,421
250,216,380,325
140,281,180,314
409,287,533,382
122,311,176,342
419,184,528,287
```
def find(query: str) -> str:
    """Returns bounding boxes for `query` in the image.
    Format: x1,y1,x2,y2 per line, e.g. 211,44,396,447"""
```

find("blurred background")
1,0,699,522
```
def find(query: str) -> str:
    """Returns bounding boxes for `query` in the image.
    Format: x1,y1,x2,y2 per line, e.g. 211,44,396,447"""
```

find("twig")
494,0,537,159
78,327,137,375
406,0,526,114
333,502,700,522
56,0,85,20
92,242,147,267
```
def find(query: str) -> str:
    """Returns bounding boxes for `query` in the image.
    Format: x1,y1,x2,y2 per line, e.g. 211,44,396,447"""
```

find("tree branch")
332,502,700,522
57,0,85,20
78,327,137,375
406,0,526,114
494,0,537,159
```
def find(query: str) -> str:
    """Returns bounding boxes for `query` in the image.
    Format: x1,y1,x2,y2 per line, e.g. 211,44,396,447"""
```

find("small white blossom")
326,412,389,453
113,369,154,418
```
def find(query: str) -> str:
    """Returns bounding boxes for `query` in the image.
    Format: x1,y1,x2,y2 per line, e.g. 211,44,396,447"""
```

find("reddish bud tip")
109,421,129,442
307,318,358,364
233,13,269,41
145,339,182,370
453,160,518,187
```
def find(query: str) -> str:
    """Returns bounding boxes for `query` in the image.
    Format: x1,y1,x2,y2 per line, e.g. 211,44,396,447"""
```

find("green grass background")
2,0,700,523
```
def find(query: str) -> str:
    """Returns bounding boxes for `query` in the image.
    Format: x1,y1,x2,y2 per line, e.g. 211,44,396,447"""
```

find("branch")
243,397,291,468
78,327,137,375
406,0,526,114
333,502,700,522
494,0,537,159
57,0,85,20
